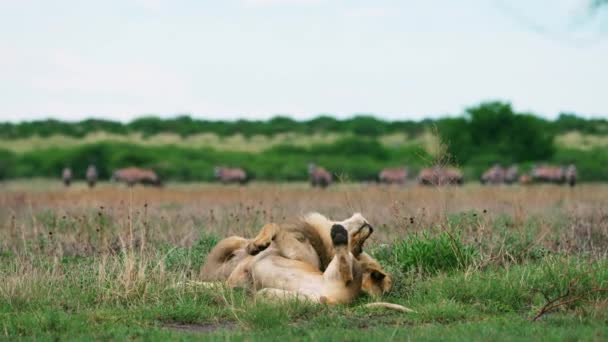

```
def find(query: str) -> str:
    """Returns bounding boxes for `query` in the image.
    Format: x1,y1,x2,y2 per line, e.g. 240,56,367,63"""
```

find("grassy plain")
1,181,607,340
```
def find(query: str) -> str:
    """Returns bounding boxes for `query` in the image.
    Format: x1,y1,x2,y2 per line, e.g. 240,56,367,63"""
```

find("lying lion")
228,223,365,304
200,212,392,298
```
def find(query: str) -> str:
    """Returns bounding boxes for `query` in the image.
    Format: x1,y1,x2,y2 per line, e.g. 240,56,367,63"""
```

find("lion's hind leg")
324,224,353,284
246,223,280,255
200,236,249,280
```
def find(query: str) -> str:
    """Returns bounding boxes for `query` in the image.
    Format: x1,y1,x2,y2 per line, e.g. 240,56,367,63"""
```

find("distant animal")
308,163,333,188
443,168,464,185
378,167,408,185
86,164,98,188
201,212,392,300
214,167,248,184
531,165,564,184
62,167,72,187
416,168,437,186
417,166,463,186
519,174,532,185
111,167,162,187
529,164,575,186
480,164,505,185
504,165,519,184
565,164,577,187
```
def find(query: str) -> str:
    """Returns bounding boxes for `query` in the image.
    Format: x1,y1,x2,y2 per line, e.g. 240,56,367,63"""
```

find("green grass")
2,241,607,340
2,185,608,340
387,231,478,274
4,305,606,341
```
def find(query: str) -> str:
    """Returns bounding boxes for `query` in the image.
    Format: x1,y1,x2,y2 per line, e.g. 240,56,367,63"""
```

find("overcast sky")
1,0,607,122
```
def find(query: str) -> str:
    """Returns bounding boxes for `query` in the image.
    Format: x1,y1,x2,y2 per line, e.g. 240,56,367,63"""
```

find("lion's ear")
371,271,386,281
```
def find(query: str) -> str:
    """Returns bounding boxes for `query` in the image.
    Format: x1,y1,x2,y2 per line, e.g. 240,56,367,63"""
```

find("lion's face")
357,252,393,297
362,269,392,297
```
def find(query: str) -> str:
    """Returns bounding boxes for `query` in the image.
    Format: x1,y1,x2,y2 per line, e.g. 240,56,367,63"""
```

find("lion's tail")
363,302,416,313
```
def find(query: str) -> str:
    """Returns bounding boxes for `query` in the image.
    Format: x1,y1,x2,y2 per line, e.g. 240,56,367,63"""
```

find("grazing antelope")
528,164,577,186
417,166,463,186
565,164,577,187
519,174,532,185
531,165,563,183
504,165,519,184
480,164,505,185
62,167,72,187
86,164,98,188
308,163,333,188
531,165,564,184
378,167,408,185
443,168,463,185
111,167,162,187
214,167,248,185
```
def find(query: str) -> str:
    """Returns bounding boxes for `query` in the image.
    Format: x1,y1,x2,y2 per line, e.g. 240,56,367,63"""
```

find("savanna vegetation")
1,101,607,182
1,183,607,340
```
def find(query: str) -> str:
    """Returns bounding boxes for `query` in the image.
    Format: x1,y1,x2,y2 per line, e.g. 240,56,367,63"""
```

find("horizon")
1,0,607,123
1,100,606,125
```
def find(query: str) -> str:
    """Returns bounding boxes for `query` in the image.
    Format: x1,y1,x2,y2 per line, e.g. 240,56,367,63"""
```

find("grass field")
1,181,607,340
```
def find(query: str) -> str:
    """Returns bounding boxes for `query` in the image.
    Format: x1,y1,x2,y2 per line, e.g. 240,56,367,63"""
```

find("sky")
1,0,607,122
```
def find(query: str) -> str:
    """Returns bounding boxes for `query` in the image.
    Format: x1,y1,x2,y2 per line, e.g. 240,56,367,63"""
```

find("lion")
226,224,363,304
200,212,392,297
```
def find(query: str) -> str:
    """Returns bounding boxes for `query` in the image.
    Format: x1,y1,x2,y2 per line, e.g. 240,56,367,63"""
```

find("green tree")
440,102,554,165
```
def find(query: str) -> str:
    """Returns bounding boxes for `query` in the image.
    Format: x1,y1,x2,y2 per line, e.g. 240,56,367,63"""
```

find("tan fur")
199,213,393,297
226,227,363,304
358,252,393,297
199,236,249,281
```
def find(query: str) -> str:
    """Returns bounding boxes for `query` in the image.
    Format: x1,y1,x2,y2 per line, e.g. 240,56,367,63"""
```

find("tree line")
1,102,606,140
0,102,606,182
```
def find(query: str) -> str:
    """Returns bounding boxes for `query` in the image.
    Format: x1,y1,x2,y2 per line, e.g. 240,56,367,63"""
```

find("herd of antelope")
481,164,577,187
60,163,578,188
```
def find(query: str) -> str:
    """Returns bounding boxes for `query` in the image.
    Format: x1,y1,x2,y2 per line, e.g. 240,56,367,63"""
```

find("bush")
390,231,478,274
